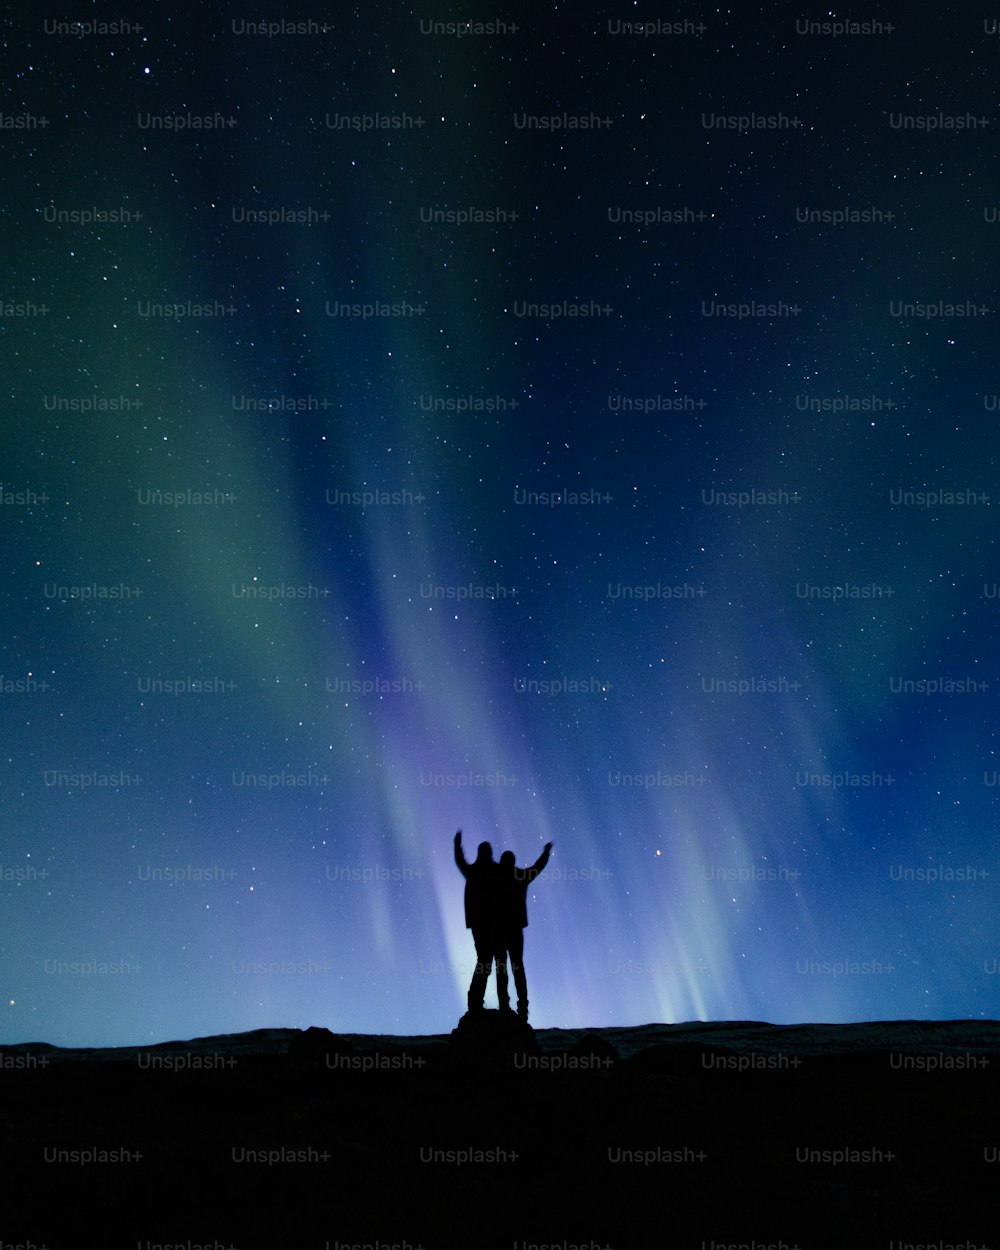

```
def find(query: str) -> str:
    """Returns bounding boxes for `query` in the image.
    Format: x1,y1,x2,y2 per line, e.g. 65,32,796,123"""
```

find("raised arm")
454,828,469,875
524,841,553,882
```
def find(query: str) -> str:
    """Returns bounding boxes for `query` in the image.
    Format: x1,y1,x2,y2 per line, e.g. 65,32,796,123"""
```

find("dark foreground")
3,1014,998,1246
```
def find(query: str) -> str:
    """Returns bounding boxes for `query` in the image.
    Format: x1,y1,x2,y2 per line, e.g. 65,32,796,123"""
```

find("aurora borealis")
3,7,1000,1048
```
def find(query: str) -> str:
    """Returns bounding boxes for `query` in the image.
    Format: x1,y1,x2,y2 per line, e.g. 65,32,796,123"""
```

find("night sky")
3,6,999,1048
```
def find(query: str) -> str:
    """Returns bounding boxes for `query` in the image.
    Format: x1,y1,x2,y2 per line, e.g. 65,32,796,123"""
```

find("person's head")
499,850,515,875
476,841,493,862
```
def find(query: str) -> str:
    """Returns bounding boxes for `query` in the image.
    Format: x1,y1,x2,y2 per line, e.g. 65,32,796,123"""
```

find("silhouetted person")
493,842,552,1022
453,829,501,1013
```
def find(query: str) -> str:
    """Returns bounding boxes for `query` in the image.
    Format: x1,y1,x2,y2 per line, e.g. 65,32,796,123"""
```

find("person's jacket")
497,845,551,930
454,844,498,930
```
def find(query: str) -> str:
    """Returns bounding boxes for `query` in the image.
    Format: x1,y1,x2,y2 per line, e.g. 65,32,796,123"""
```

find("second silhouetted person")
494,841,552,1022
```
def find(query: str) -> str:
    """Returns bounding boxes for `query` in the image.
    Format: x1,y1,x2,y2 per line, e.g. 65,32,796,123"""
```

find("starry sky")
3,5,1000,1048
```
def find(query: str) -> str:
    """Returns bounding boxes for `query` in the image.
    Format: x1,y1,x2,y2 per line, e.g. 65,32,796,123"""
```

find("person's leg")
468,927,492,1010
495,936,510,1010
509,929,528,1019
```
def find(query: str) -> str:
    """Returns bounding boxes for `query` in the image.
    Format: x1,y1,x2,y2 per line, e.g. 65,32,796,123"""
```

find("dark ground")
3,1015,997,1246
